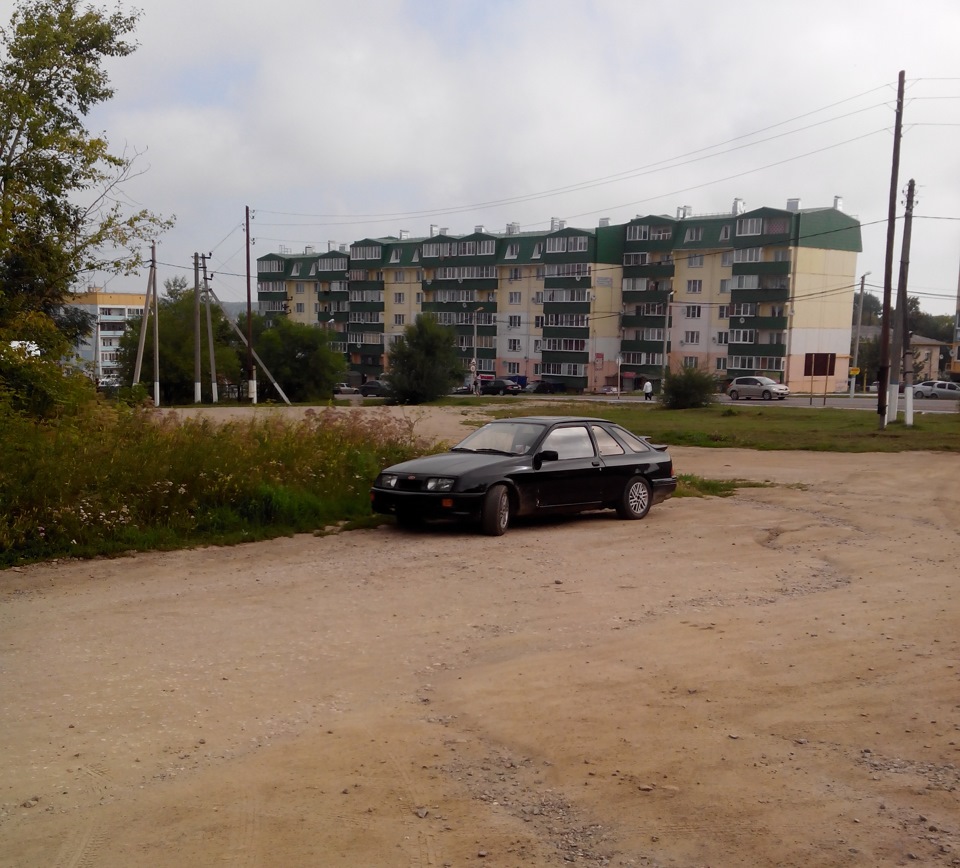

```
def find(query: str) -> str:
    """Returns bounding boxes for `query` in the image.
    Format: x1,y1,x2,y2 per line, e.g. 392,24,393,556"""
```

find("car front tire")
481,484,510,536
617,475,652,520
761,390,772,400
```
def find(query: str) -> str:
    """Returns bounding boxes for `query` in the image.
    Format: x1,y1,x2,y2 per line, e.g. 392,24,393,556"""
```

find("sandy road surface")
2,405,959,867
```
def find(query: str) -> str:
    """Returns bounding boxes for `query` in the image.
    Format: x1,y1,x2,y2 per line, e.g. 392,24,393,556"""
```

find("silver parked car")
727,376,790,401
913,380,960,399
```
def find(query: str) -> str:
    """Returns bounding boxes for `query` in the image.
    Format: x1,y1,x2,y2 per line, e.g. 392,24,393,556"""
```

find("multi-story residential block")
256,198,862,393
65,288,147,384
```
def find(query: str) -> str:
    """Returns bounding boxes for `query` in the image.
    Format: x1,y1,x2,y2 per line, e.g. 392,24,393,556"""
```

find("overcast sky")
88,0,960,315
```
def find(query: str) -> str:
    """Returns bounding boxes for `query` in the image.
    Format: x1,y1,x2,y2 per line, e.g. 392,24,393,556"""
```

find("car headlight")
425,477,455,492
379,473,399,489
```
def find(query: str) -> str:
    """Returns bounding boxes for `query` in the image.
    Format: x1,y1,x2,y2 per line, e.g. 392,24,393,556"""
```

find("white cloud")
78,0,960,313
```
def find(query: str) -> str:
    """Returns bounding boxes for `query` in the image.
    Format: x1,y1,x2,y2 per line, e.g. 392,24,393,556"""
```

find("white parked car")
913,380,960,399
727,376,790,401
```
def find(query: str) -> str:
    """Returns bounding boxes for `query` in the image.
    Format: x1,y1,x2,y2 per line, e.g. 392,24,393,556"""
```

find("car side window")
591,425,624,456
542,425,595,460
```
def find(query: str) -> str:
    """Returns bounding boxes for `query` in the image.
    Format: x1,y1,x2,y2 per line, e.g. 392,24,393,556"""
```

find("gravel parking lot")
2,405,958,867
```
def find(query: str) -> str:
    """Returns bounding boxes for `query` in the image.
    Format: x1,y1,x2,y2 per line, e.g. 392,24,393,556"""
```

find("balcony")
732,260,790,277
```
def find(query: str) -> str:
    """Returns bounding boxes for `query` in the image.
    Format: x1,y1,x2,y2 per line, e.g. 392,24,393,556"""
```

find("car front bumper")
370,488,486,520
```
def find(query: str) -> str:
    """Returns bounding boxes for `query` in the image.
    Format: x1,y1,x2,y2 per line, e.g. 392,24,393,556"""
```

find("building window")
733,247,762,263
684,305,702,319
478,240,495,255
717,331,729,345
350,244,382,260
532,242,543,259
736,217,762,236
415,292,423,304
719,279,730,294
508,315,521,328
294,282,304,294
295,302,305,313
773,248,791,262
683,356,698,368
509,268,522,282
718,305,730,320
567,235,588,252
716,357,727,371
394,314,405,326
626,224,649,241
393,292,405,304
623,278,648,292
686,279,702,294
508,338,521,352
623,252,649,266
732,303,757,317
719,225,731,241
509,291,521,304
394,271,406,283
684,227,703,243
505,361,520,375
687,254,704,268
650,225,672,240
459,241,476,256
546,237,567,253
765,218,789,235
505,243,519,259
534,315,544,329
721,251,734,267
389,249,401,263
683,331,700,344
534,339,542,352
730,329,755,343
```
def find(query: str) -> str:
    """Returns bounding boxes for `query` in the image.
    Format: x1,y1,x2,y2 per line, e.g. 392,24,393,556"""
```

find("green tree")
116,277,239,403
252,315,346,402
0,0,172,341
660,366,717,410
387,314,463,404
852,290,882,327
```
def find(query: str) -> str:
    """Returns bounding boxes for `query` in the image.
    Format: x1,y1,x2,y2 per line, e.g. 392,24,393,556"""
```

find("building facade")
65,289,147,384
256,199,862,392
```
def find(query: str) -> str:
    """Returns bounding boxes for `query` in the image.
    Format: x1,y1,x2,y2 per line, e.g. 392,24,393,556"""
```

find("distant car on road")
479,378,522,396
359,380,390,397
913,380,960,399
727,376,790,401
333,382,359,395
370,416,677,536
524,380,566,394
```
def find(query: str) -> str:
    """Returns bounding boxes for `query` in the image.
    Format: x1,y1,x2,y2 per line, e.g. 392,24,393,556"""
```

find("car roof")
487,416,612,425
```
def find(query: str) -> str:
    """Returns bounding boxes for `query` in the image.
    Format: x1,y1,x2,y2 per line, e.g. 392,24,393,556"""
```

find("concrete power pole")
194,253,202,403
877,70,905,429
201,255,218,403
896,179,917,425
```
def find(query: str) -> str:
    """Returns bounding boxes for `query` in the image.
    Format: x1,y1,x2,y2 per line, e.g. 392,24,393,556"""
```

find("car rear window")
609,425,652,453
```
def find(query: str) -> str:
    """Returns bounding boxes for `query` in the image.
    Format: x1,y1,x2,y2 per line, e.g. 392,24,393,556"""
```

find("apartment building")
66,288,147,384
256,198,862,392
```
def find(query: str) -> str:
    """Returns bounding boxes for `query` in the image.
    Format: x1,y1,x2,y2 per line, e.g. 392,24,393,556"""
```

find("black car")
480,378,522,396
359,380,389,397
524,380,566,394
370,416,677,536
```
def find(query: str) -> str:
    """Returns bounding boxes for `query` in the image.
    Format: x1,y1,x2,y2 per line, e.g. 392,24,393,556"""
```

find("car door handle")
591,460,600,467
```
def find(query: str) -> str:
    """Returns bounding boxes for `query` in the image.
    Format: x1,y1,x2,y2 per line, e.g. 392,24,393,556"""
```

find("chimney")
676,206,685,219
550,217,560,231
684,205,693,219
440,227,449,236
598,217,610,228
474,224,485,234
732,198,745,215
339,244,347,252
506,222,520,235
327,240,337,251
558,219,566,229
399,229,409,240
833,195,844,212
786,198,801,212
429,224,438,237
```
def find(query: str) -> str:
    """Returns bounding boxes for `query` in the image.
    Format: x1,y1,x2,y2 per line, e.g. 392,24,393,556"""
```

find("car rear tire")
915,390,923,399
617,475,651,520
729,390,739,400
481,484,510,536
762,390,772,400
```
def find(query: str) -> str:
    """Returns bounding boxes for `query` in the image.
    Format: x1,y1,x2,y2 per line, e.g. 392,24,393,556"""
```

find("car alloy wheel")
729,390,739,400
617,475,651,520
481,484,510,536
762,390,772,400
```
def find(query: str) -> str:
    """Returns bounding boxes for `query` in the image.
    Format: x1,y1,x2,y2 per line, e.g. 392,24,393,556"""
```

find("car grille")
396,477,423,492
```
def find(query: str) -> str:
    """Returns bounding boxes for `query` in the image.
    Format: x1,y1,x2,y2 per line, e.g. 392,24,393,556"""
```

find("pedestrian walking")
643,379,653,401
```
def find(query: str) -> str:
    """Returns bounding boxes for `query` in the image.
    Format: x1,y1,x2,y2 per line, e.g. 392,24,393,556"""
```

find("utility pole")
898,180,917,425
850,271,870,396
245,205,256,404
151,243,160,407
201,254,218,403
133,242,156,388
193,252,202,403
877,70,905,429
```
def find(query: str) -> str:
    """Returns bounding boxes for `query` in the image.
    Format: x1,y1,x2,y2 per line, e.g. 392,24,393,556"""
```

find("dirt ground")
2,404,959,867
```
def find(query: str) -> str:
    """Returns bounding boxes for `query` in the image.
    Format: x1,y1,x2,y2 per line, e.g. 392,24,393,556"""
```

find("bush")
660,366,718,410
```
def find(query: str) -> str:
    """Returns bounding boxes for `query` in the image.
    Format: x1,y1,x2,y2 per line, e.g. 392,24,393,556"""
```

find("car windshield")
756,377,778,385
453,421,546,455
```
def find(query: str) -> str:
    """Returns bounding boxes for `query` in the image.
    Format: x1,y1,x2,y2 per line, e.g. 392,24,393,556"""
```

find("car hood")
383,451,521,476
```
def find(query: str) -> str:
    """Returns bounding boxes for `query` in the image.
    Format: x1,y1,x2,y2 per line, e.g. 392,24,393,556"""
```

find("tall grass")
0,401,433,567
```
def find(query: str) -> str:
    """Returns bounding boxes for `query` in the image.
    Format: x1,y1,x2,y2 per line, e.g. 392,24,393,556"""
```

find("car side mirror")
533,449,559,470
